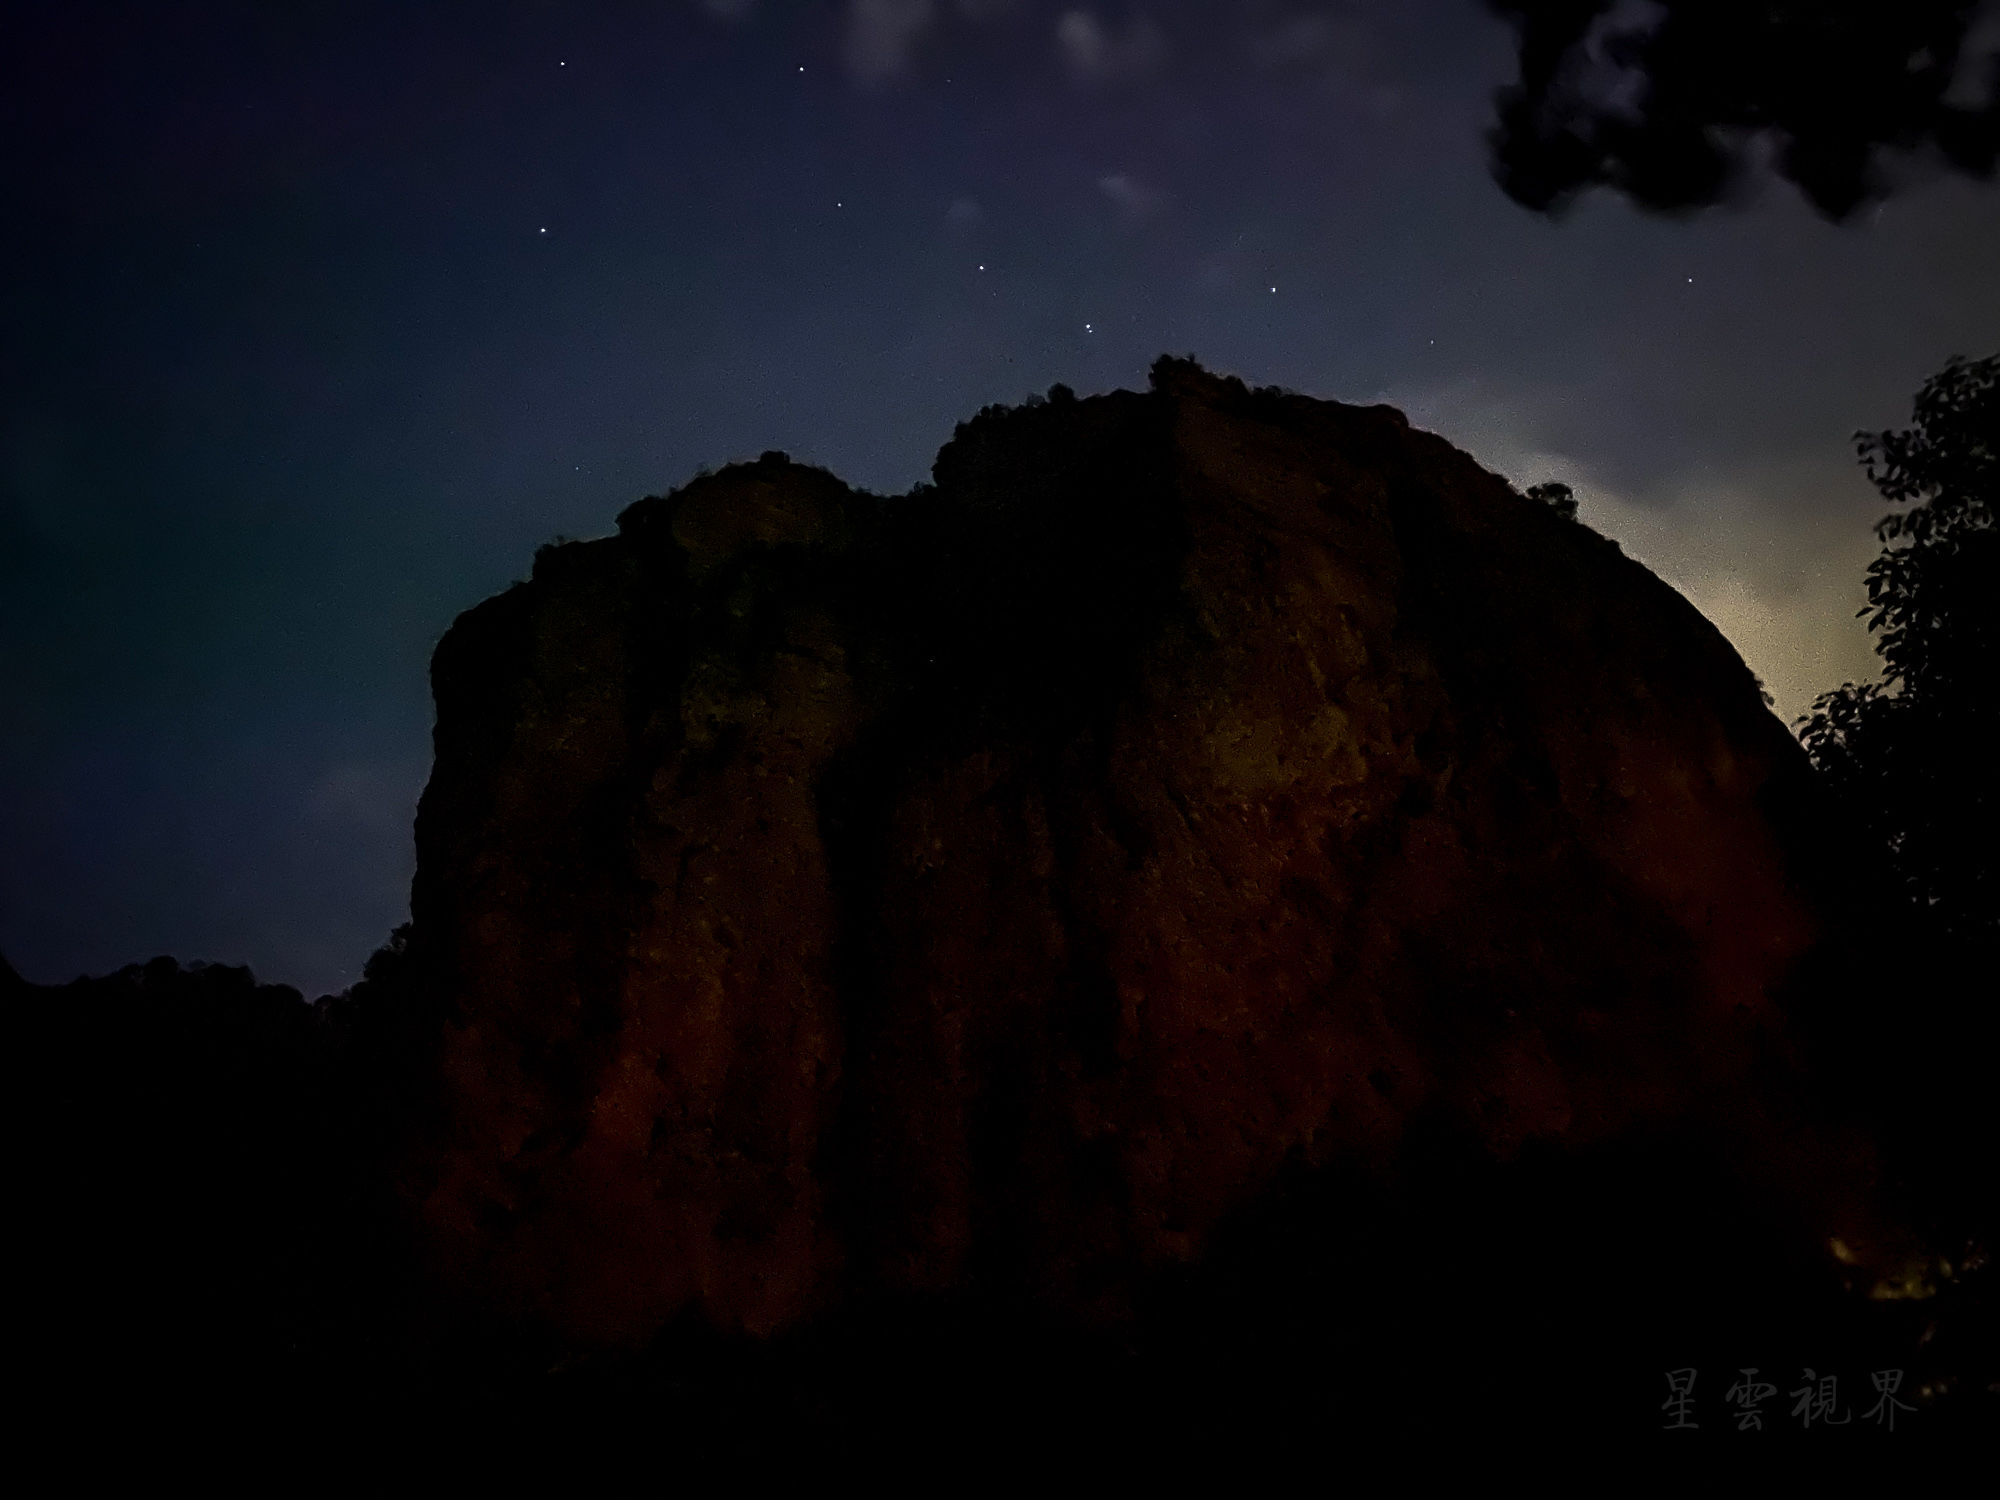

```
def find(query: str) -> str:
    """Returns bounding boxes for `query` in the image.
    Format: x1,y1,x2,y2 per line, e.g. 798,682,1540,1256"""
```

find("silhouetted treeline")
7,944,440,1447
1795,354,1998,1277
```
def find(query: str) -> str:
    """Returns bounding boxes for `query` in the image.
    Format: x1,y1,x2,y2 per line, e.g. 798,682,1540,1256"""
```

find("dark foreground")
18,957,1992,1473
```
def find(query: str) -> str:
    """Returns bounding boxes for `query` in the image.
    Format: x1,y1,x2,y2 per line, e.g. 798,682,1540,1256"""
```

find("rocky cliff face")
404,357,1905,1348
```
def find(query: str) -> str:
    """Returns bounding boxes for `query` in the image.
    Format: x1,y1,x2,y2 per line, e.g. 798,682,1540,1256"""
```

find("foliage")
1525,480,1578,519
1485,1,2000,219
1794,357,1996,1277
1800,353,1996,944
1851,353,1999,696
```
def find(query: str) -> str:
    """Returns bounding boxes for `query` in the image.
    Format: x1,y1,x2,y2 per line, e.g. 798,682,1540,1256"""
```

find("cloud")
1245,12,1339,69
1945,5,2000,106
844,0,938,85
1381,375,1885,722
695,0,758,21
1240,8,1400,117
1586,480,1882,724
1242,8,1398,115
837,0,1022,86
1098,172,1167,220
1056,9,1167,83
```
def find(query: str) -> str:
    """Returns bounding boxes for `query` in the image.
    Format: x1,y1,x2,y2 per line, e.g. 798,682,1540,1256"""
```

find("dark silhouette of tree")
1525,480,1578,519
1485,1,2000,219
1791,357,1995,1320
1800,354,1996,946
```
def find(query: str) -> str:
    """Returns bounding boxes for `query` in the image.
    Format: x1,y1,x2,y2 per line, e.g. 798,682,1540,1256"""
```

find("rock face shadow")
404,358,1914,1352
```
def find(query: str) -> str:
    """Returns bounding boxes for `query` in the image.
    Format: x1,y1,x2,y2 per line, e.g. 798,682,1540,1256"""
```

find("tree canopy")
1525,480,1579,519
1486,1,2000,219
1800,353,1997,944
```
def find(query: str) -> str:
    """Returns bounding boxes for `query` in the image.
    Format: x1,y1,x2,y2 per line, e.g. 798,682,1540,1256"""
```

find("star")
1085,322,1094,333
539,227,547,235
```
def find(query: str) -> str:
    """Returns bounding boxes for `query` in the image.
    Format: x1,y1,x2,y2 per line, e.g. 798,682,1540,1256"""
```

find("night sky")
5,0,1998,1000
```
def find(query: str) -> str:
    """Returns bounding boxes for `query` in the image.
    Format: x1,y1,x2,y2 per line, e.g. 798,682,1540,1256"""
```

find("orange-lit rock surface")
405,358,1903,1346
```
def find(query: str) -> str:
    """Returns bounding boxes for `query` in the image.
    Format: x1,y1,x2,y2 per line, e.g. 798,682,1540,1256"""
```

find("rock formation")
401,357,1913,1354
